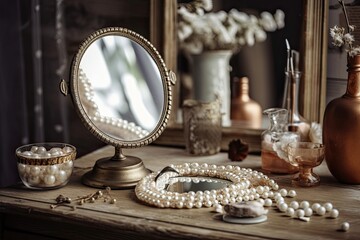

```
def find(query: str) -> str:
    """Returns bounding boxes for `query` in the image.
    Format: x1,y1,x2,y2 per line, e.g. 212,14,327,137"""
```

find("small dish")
15,143,76,190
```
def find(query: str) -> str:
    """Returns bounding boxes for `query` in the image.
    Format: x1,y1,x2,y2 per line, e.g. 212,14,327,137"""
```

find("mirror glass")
166,177,231,193
176,0,303,129
78,35,164,141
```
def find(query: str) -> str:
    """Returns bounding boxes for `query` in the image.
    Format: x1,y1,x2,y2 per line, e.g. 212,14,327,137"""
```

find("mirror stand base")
81,155,150,189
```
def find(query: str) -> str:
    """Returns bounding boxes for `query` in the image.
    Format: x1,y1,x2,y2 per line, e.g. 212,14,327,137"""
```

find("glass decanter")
281,71,310,141
261,108,299,174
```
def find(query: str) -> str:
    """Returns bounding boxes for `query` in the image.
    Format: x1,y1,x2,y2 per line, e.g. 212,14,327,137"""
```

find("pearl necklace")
135,163,279,209
78,68,149,139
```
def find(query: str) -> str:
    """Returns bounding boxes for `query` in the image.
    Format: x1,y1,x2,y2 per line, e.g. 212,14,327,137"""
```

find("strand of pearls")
135,163,279,209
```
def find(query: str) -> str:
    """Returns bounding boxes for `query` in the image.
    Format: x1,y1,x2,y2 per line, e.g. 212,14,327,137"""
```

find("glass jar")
15,143,76,189
261,108,299,174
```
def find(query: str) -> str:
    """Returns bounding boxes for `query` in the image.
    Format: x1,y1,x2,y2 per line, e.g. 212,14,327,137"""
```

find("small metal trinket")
50,187,117,210
228,139,249,161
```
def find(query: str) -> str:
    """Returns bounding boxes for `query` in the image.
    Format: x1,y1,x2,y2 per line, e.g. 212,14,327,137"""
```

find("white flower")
178,6,284,54
348,46,360,57
260,11,277,31
309,122,322,144
274,9,285,29
343,33,355,45
272,132,299,161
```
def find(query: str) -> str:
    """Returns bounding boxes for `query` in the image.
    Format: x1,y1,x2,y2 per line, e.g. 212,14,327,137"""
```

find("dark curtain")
0,0,151,187
0,0,27,187
0,0,104,187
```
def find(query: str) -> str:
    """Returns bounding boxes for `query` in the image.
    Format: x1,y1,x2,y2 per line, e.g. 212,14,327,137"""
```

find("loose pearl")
290,201,299,210
264,199,273,207
257,198,265,206
288,190,297,198
279,189,288,197
296,209,305,218
330,209,339,219
316,206,326,216
274,195,284,203
341,222,350,232
304,208,313,217
300,201,310,209
311,203,321,211
323,202,333,212
278,202,288,212
286,207,295,217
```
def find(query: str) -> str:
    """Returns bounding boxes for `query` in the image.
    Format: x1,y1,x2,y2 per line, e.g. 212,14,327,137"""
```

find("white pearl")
256,186,264,194
22,151,33,157
330,209,339,218
341,222,350,232
194,201,202,208
62,146,73,153
175,201,184,209
44,175,56,185
323,202,333,212
275,196,284,203
46,165,58,175
296,209,305,218
311,203,321,211
63,160,73,170
279,189,288,197
18,164,26,174
278,202,288,212
185,201,193,209
40,152,52,158
36,146,46,154
30,146,38,153
316,206,326,216
30,166,41,176
286,207,295,217
25,165,31,174
257,199,265,206
304,208,313,217
57,170,67,183
50,147,62,154
290,201,299,210
28,175,40,185
288,190,297,198
264,199,273,207
300,201,310,209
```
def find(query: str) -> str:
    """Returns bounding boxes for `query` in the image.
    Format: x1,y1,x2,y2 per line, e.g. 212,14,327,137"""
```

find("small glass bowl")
15,143,76,190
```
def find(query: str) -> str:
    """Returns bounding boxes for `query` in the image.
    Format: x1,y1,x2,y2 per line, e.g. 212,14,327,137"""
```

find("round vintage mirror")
66,27,175,189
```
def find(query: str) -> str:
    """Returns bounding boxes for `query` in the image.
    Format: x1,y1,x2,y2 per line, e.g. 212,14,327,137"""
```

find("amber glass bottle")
231,77,262,128
323,55,360,184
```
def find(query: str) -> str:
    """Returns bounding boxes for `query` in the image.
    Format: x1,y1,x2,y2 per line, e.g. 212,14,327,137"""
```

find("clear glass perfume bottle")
261,108,300,174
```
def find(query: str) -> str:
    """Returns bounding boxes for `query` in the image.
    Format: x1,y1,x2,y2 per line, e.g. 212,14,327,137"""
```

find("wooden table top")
0,145,359,240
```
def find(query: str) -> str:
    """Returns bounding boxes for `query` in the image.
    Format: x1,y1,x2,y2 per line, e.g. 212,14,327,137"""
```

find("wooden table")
0,145,359,239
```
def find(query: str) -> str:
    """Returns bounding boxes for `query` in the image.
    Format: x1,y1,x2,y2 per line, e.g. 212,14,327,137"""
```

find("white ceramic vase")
188,50,232,127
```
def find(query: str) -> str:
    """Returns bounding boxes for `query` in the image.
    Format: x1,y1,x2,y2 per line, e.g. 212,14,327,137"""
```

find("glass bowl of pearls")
15,143,76,190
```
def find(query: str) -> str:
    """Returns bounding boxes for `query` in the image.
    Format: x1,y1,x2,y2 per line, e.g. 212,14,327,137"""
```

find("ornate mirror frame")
70,27,174,148
65,25,176,189
154,1,329,152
